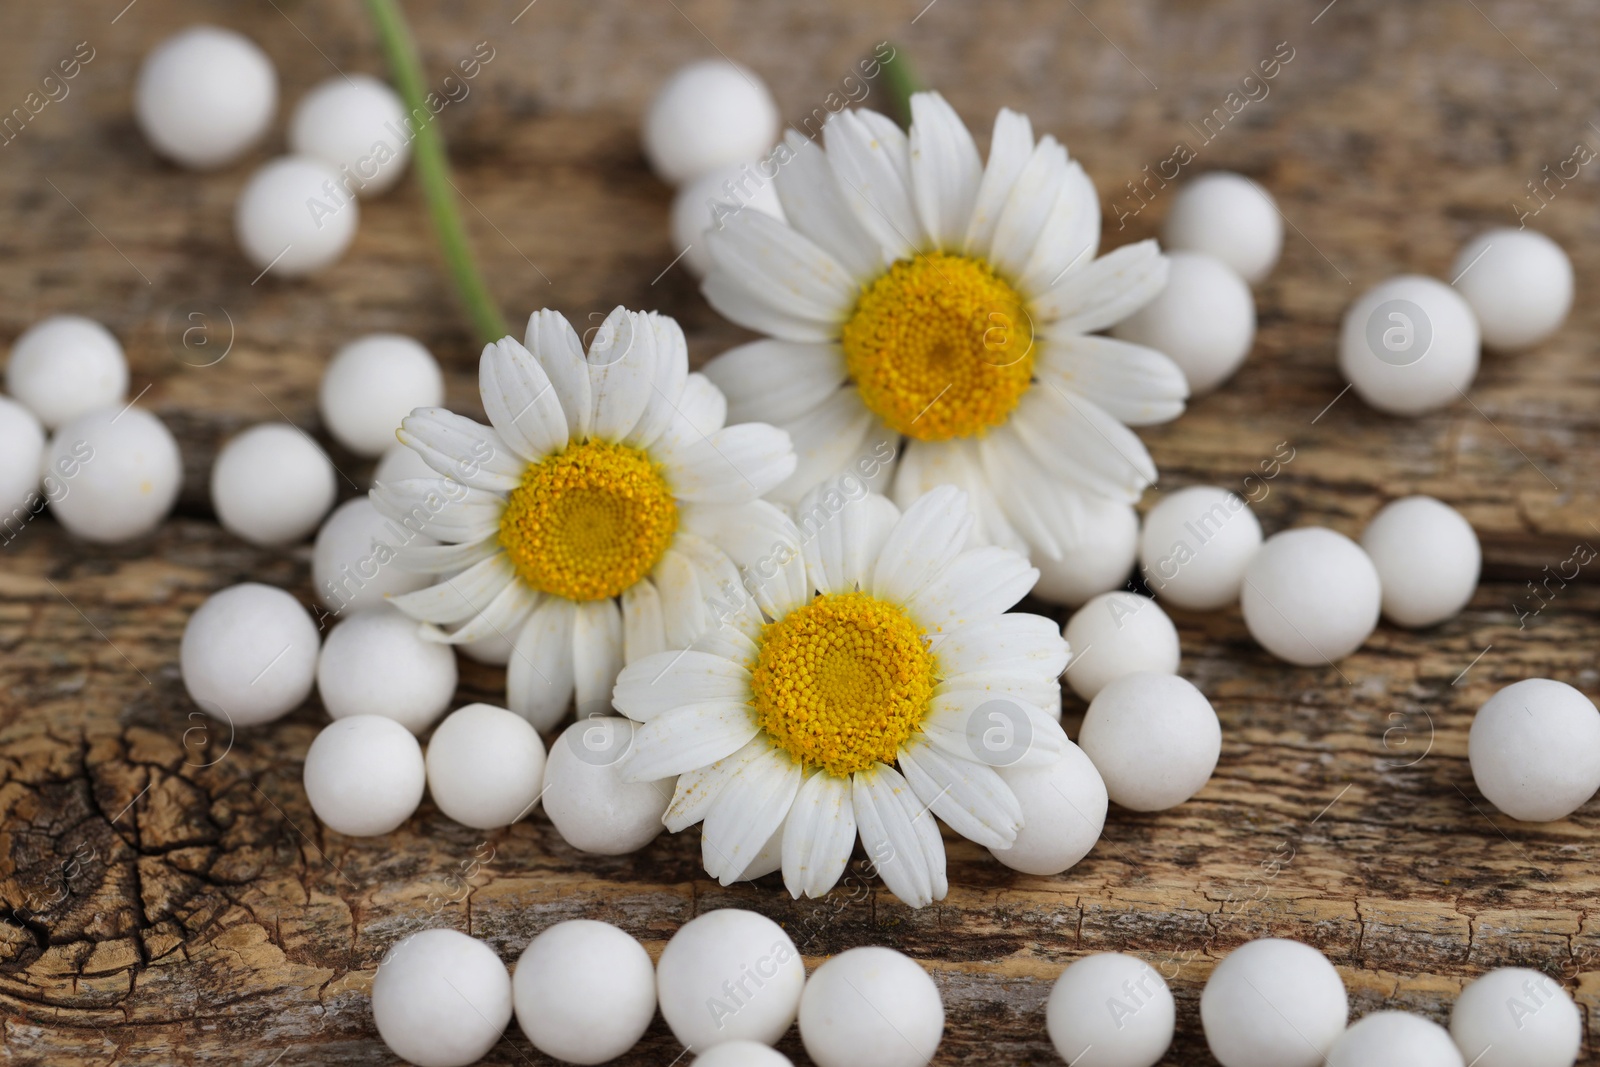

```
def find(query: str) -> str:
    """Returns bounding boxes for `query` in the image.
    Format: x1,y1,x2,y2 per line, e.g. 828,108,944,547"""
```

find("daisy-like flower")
612,479,1072,907
699,91,1188,562
371,306,797,729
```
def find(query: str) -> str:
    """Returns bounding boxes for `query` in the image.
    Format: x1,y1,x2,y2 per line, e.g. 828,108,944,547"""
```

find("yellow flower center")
498,438,677,602
749,592,937,777
840,251,1035,442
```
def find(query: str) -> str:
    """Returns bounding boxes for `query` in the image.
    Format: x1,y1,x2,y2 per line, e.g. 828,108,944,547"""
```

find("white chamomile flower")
700,91,1187,561
613,480,1072,907
371,307,797,730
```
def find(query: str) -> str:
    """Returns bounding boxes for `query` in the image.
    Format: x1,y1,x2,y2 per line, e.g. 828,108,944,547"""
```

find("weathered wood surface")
3,0,1600,1063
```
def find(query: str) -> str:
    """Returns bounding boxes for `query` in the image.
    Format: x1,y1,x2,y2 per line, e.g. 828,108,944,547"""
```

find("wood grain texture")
3,0,1599,1063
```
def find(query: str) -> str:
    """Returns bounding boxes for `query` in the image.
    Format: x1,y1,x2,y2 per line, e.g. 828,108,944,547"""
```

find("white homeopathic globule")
988,741,1107,875
371,928,512,1067
315,608,458,733
1161,171,1283,284
1323,1011,1463,1067
541,717,670,855
655,908,805,1050
0,397,44,520
1451,228,1573,350
302,714,425,836
211,423,338,546
692,1042,793,1067
1468,678,1600,822
512,920,656,1065
1359,495,1480,628
235,155,360,277
1062,591,1181,701
1449,967,1582,1067
799,947,944,1067
1030,496,1141,609
1079,673,1220,812
312,496,435,614
1240,527,1381,666
1200,938,1348,1067
5,314,127,429
643,59,780,184
180,583,319,727
1111,251,1255,395
1339,274,1480,416
1046,952,1174,1067
289,74,412,197
425,703,546,830
134,25,277,170
319,334,444,457
1139,484,1263,612
46,406,181,543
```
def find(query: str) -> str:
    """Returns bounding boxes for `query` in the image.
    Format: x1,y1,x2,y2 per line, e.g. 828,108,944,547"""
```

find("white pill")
1200,938,1347,1067
1339,274,1479,416
313,496,435,615
1324,1011,1462,1067
1469,678,1600,822
989,741,1107,875
211,423,338,546
1161,172,1283,284
1450,967,1581,1067
0,397,44,521
800,947,943,1067
1240,528,1380,666
1062,592,1180,701
1112,252,1255,394
693,1041,793,1067
316,608,458,733
6,315,128,430
1360,496,1480,628
644,59,780,185
543,717,670,855
46,406,181,543
303,714,425,836
289,74,411,197
672,161,786,277
458,629,515,667
426,704,546,830
372,441,437,487
1030,497,1140,609
1140,485,1262,612
181,583,319,727
135,25,277,170
372,928,511,1067
1079,673,1220,812
513,920,655,1065
235,155,360,278
1046,953,1174,1067
320,334,444,457
1451,228,1572,350
657,908,805,1049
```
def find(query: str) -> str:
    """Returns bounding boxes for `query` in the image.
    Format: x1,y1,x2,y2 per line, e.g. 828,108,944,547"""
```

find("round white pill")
1240,528,1380,667
1161,172,1283,284
644,59,781,185
303,714,426,836
372,441,437,488
235,155,360,278
1451,228,1572,350
426,704,546,830
1112,251,1255,394
1339,275,1479,416
458,629,515,667
1046,953,1174,1067
1324,1011,1463,1067
1030,497,1140,609
1079,673,1220,812
211,423,338,546
671,161,786,277
6,315,128,430
989,741,1107,875
800,947,943,1067
372,928,511,1067
1450,967,1581,1067
46,406,181,543
1469,678,1600,822
313,496,435,615
289,74,411,197
692,1041,793,1067
1200,938,1347,1067
657,908,805,1049
1360,495,1480,628
320,334,444,457
1140,485,1262,611
542,718,670,855
181,583,320,727
1062,592,1180,702
316,608,457,733
513,920,655,1065
135,25,277,170
0,397,44,520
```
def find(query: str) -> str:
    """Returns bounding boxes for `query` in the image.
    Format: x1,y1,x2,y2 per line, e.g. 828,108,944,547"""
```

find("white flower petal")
781,771,857,899
1031,239,1170,333
870,484,973,605
824,109,924,261
573,598,624,720
767,391,894,506
392,535,501,575
624,312,691,450
613,650,751,722
852,764,940,908
508,597,577,730
933,613,1071,679
989,135,1070,278
976,429,1091,560
909,92,983,251
621,579,669,664
772,129,884,280
964,108,1035,258
1018,162,1101,295
796,479,900,595
703,270,841,343
1037,333,1188,427
923,688,1068,767
652,547,709,650
388,552,516,625
664,738,769,832
622,700,760,783
525,309,592,440
937,669,1064,719
908,545,1038,630
431,578,539,646
893,439,1029,557
397,409,524,492
705,209,859,325
899,738,1021,849
680,500,809,620
479,336,569,463
650,373,729,457
700,340,849,427
371,478,504,543
660,423,797,503
702,748,803,884
586,306,658,442
1011,384,1157,500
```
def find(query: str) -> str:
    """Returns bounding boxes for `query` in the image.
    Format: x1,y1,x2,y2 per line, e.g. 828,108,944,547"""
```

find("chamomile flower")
371,307,797,729
613,480,1072,907
700,91,1187,561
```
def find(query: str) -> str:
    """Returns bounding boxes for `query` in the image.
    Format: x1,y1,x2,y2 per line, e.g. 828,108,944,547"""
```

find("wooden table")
3,0,1598,1062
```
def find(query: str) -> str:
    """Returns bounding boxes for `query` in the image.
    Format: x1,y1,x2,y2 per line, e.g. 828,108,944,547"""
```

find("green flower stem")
365,0,510,345
879,44,921,129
